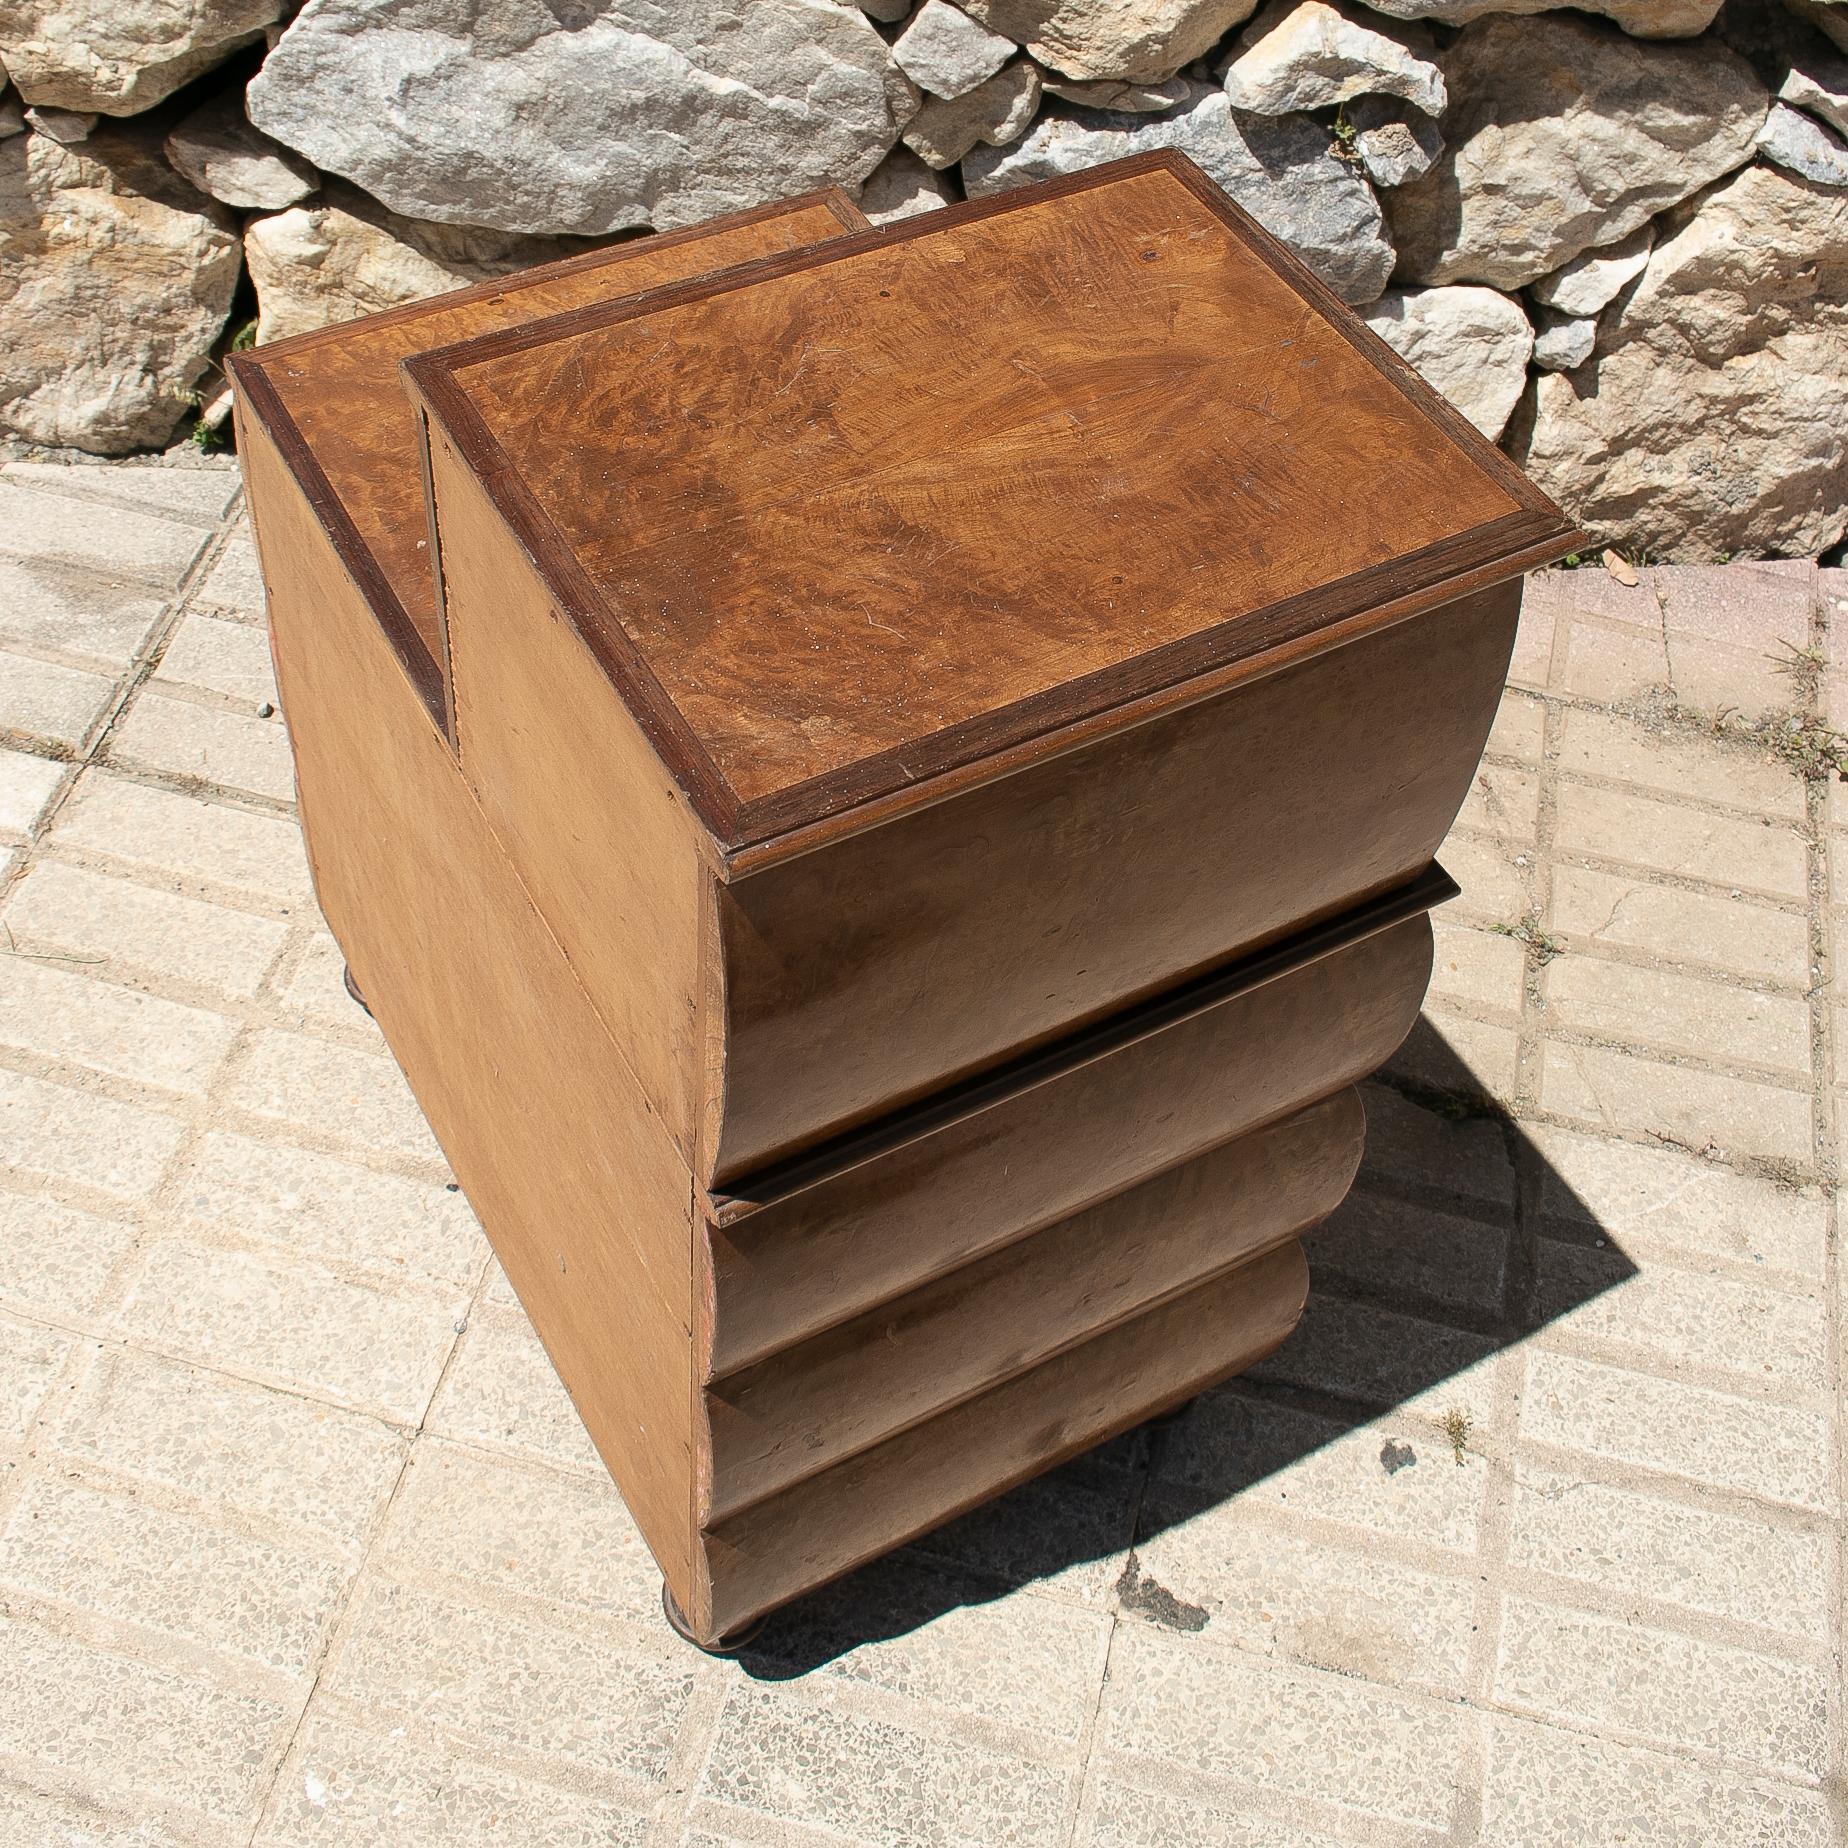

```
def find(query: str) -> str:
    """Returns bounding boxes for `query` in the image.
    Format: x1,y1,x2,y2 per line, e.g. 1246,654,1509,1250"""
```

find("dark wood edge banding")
403,151,1582,859
707,860,1456,1216
227,185,874,749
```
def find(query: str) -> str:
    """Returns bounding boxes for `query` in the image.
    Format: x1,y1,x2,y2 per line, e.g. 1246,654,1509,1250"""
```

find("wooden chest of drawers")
234,152,1576,1648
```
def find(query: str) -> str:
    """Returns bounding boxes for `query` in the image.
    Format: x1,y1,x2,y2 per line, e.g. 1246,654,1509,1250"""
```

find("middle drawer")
699,877,1440,1385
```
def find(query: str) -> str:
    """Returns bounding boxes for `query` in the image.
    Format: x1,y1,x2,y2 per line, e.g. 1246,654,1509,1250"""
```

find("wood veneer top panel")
407,154,1576,848
229,192,864,725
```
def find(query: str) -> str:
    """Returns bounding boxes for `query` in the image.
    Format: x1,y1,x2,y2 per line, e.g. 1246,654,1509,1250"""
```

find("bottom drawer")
700,1237,1309,1638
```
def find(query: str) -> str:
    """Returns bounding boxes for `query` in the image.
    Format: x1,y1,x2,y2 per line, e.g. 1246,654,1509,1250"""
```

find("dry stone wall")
0,0,1842,561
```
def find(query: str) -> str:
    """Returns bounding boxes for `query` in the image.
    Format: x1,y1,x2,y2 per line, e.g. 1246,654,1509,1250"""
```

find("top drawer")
406,153,1576,1184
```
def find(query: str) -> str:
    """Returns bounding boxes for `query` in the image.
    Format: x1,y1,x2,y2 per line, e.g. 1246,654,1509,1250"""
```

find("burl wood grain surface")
241,191,861,719
418,157,1535,822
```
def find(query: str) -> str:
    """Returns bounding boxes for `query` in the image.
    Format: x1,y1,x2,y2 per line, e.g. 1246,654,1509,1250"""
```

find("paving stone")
1537,1041,1813,1166
1304,1187,1508,1316
52,771,310,901
109,689,295,802
0,554,167,668
1553,782,1809,900
1479,1713,1841,1847
195,528,267,615
1251,1291,1504,1430
423,1314,604,1474
0,955,235,1096
1156,1390,1489,1555
1484,690,1544,763
117,1238,459,1426
1522,567,1661,632
0,648,115,750
226,1029,442,1163
1492,1594,1827,1780
175,1130,482,1289
0,1475,348,1677
50,1347,404,1544
700,1680,1070,1845
1506,1459,1830,1639
2,860,289,1000
329,1579,691,1782
0,1613,290,1825
3,461,241,525
1666,635,1811,725
754,1552,1112,1743
1548,864,1811,986
1437,830,1531,927
1541,956,1811,1078
0,1065,184,1200
0,1192,137,1318
1650,563,1815,653
1357,1083,1515,1212
1559,620,1671,704
1519,1348,1830,1512
1384,1011,1519,1102
900,1461,1134,1608
282,930,365,1030
155,612,278,707
1533,1241,1825,1394
0,480,212,592
1131,1502,1479,1697
1082,1776,1352,1848
376,1439,657,1625
1454,763,1539,843
1527,1122,1828,1281
0,1315,70,1442
263,1713,651,1846
1101,1624,1463,1832
1554,707,1804,819
0,744,65,839
0,1782,191,1847
1428,918,1526,1021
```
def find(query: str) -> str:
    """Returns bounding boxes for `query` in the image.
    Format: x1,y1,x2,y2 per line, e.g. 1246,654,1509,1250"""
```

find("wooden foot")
661,1581,765,1656
342,963,372,1016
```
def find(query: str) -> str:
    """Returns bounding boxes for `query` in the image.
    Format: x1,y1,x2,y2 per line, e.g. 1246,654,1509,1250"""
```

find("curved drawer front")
708,581,1514,1180
704,906,1434,1377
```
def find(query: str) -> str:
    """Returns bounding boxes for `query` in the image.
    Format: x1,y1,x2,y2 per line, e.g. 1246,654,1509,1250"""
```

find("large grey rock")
1348,96,1442,186
1223,1,1444,117
248,0,916,237
959,0,1259,81
0,0,282,114
965,84,1394,302
1338,0,1721,37
1360,285,1533,439
1528,225,1652,316
244,182,599,344
892,0,1014,98
905,58,1040,167
1387,14,1766,289
1512,162,1848,560
164,92,316,209
1757,100,1848,186
0,127,238,452
858,144,959,221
